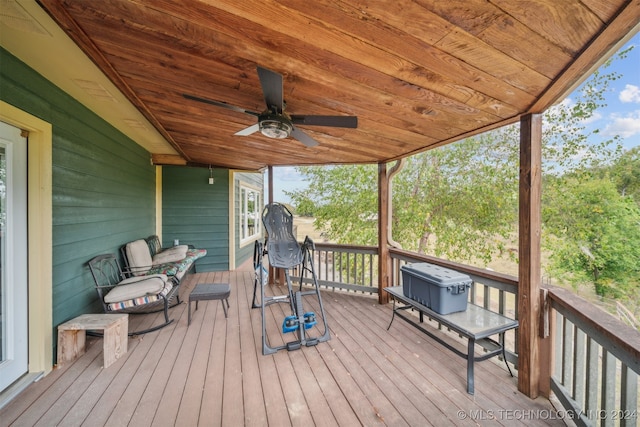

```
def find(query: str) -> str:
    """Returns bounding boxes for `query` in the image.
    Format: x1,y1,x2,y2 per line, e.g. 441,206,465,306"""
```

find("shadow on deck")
1,271,563,426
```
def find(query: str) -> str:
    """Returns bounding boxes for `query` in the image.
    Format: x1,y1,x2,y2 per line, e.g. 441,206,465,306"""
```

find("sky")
268,32,640,205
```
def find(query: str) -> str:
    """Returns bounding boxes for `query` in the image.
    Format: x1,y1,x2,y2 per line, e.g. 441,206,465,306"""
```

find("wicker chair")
87,254,181,335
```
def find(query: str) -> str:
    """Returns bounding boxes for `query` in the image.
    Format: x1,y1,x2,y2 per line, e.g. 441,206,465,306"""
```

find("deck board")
1,270,564,426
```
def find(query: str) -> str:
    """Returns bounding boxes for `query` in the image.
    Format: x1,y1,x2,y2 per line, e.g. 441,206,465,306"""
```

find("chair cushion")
152,245,189,265
104,274,169,303
105,282,174,311
125,239,153,276
146,248,207,279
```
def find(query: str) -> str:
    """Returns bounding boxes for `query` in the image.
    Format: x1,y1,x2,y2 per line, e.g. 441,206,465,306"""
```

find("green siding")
162,166,230,271
1,48,156,361
234,172,265,268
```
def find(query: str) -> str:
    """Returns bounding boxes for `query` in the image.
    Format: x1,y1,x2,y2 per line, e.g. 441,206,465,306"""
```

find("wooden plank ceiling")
38,0,639,170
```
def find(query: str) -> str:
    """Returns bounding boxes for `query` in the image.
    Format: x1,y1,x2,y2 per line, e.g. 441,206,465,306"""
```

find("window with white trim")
240,185,261,243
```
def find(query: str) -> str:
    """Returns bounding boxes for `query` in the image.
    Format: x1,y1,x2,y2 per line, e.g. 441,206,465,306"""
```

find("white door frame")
0,121,29,390
0,101,53,385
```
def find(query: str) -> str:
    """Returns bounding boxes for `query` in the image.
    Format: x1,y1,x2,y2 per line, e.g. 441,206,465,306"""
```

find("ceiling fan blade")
290,127,319,147
290,115,358,128
257,66,283,113
234,123,260,136
182,93,259,116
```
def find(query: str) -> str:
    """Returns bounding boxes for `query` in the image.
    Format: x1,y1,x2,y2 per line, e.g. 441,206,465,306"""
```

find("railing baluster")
620,364,638,427
360,252,364,288
572,328,586,409
555,312,564,380
601,349,616,427
585,337,599,414
330,250,335,286
562,317,574,392
321,248,325,283
368,253,373,290
332,250,336,290
483,284,490,310
470,282,477,305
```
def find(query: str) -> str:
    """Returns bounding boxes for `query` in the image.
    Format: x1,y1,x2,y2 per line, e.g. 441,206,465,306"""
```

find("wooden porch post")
267,166,281,285
518,113,543,398
268,165,274,205
378,162,390,303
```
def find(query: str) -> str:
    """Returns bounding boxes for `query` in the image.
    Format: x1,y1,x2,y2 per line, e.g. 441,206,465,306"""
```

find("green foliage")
392,135,518,263
286,44,639,300
543,176,640,297
286,164,378,245
542,47,627,177
288,133,520,264
595,146,640,205
538,45,637,297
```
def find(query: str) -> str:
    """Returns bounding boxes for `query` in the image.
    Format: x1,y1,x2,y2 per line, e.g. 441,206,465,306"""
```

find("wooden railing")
298,243,520,364
297,242,640,423
548,287,640,427
300,243,379,294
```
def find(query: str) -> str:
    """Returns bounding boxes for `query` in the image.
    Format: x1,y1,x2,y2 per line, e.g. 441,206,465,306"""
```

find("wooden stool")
57,313,128,368
188,283,231,325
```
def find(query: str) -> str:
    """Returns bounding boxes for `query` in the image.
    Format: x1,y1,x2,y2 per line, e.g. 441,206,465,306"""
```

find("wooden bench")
57,313,128,368
384,286,518,395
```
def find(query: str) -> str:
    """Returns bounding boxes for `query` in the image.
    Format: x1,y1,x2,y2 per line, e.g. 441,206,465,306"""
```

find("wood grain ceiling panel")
37,0,639,170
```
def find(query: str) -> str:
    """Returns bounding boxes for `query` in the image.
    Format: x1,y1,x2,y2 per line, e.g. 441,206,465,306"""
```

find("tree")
543,176,640,297
542,46,629,178
391,134,518,263
288,164,379,246
286,45,635,288
598,146,640,204
288,132,520,264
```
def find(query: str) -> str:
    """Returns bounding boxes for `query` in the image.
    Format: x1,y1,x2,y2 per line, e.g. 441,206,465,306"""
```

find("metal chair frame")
252,203,330,355
88,254,181,335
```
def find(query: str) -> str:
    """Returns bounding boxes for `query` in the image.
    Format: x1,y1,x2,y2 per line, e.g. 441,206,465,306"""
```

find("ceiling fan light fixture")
259,118,292,139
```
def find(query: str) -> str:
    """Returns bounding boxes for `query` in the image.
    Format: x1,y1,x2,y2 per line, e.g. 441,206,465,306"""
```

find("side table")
57,313,128,368
188,283,231,325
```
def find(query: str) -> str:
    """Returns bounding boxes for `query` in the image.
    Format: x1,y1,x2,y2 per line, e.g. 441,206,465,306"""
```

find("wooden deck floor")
1,271,564,426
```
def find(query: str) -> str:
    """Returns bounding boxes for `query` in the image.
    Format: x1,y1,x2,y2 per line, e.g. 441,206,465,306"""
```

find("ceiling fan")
183,66,357,147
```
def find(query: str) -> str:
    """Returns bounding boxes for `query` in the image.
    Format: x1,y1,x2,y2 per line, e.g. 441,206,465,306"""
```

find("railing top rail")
548,286,640,374
311,242,379,254
389,247,519,289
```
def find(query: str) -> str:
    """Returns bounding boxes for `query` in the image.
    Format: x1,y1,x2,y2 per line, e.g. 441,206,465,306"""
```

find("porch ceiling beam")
517,113,543,398
151,154,188,165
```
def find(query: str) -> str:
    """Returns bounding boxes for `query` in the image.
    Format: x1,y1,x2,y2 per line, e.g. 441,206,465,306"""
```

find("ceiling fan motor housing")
259,112,293,139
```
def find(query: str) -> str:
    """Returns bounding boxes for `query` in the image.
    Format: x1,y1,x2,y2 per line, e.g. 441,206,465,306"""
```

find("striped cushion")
105,275,172,311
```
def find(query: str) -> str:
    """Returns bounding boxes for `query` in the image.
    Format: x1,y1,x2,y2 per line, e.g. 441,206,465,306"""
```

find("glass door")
0,121,28,391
